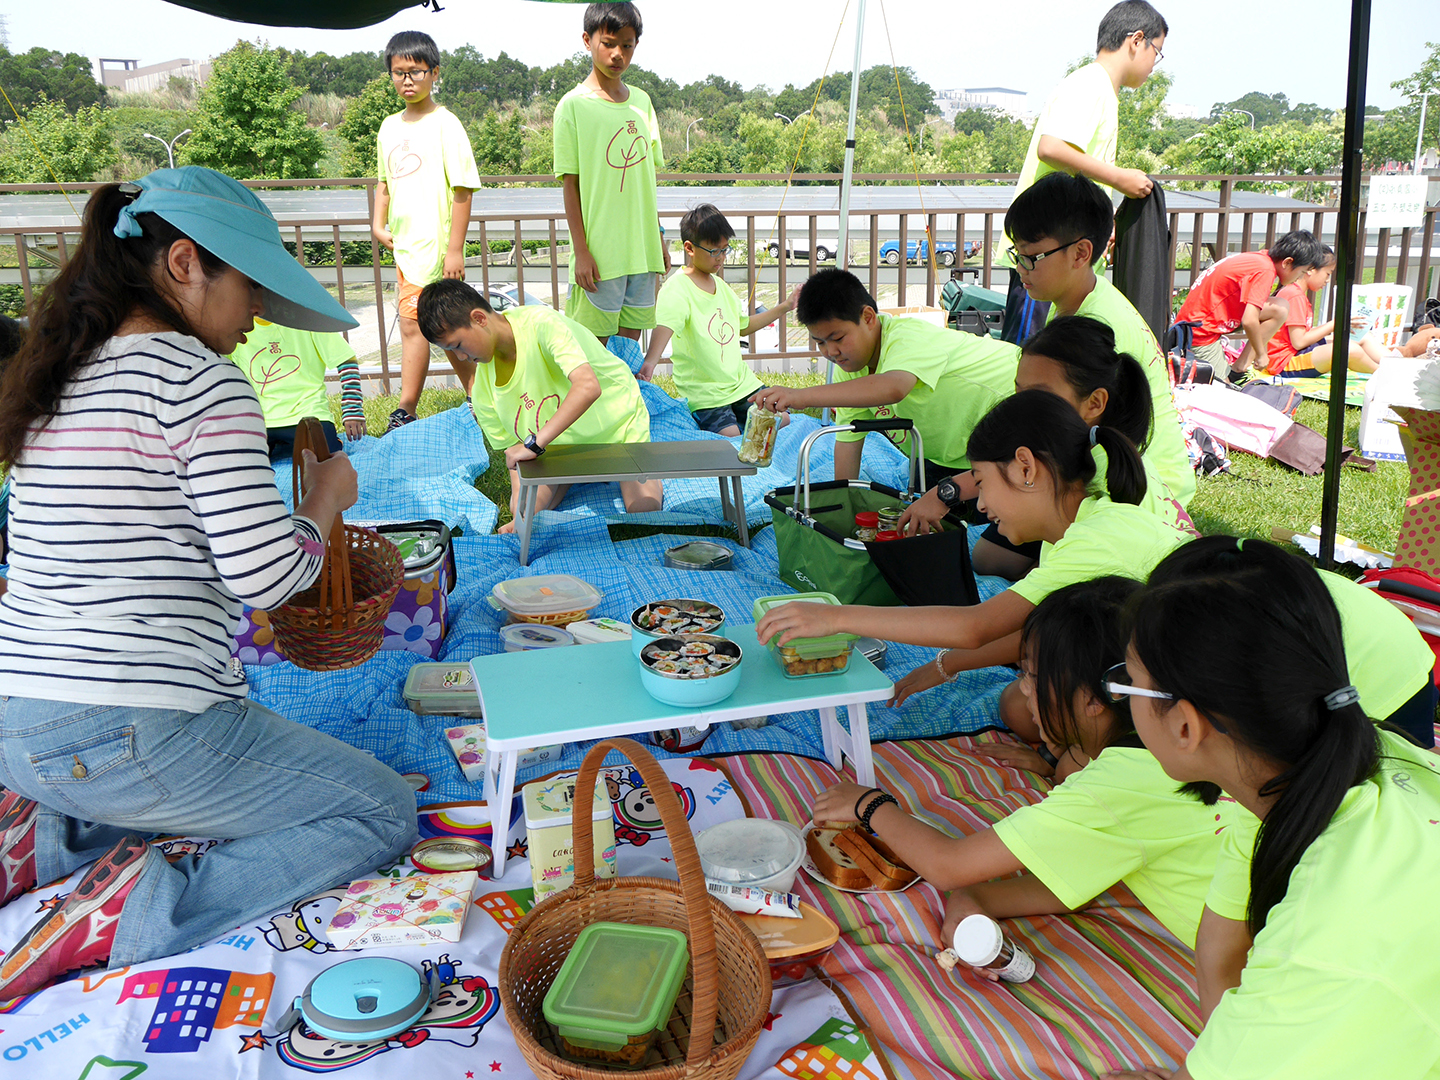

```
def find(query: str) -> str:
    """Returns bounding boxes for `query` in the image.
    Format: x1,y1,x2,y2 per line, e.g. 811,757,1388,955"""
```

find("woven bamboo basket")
499,738,772,1080
267,418,403,671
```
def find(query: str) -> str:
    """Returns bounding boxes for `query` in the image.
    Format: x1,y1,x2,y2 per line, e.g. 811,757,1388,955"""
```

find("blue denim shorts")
692,387,769,434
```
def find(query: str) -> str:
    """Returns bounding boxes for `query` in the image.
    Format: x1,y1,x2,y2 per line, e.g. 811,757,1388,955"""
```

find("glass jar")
854,511,879,542
738,407,779,467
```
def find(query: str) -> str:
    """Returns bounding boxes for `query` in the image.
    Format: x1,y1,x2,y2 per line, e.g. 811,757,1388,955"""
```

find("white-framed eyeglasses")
1101,662,1175,704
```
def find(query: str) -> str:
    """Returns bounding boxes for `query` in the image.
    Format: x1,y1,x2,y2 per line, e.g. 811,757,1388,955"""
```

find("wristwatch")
935,477,964,509
523,433,546,456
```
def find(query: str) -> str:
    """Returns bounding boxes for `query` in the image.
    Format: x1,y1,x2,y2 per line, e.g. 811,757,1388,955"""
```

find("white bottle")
950,914,1036,983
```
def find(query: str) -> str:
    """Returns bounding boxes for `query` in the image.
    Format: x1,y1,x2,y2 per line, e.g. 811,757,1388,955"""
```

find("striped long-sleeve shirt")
0,332,325,712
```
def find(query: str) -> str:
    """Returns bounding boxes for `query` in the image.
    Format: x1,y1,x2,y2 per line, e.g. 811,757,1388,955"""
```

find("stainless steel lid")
662,541,734,571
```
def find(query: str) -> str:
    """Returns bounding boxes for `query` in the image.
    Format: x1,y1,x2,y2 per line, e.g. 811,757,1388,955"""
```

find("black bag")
1411,296,1440,333
1164,319,1202,362
1169,353,1214,385
1241,382,1301,418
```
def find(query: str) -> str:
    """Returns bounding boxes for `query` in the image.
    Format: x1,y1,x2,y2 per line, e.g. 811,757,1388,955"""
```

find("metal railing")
3,173,1436,394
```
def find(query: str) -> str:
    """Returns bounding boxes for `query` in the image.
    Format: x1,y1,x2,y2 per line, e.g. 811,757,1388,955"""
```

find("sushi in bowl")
638,634,742,707
629,598,726,658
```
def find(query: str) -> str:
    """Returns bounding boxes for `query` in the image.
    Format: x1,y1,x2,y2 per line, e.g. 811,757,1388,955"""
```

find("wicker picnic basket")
499,738,772,1080
267,417,404,671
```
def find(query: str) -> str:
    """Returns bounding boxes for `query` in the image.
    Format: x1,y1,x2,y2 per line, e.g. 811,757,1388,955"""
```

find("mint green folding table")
468,624,893,876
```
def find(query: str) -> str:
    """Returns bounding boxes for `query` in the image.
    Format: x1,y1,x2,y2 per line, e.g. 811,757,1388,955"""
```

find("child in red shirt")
1173,230,1323,379
1266,247,1385,377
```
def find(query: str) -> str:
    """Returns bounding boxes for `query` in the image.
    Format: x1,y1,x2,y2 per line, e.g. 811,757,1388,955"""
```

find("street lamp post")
1417,91,1433,172
686,117,701,153
1231,110,1256,129
774,112,792,124
919,118,944,150
143,128,191,169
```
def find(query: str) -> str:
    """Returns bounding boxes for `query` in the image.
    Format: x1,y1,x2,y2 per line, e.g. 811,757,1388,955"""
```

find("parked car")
878,238,981,267
487,282,550,310
764,238,837,262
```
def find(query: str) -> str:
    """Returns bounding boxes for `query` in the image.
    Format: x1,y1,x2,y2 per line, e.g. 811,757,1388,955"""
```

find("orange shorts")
396,268,423,321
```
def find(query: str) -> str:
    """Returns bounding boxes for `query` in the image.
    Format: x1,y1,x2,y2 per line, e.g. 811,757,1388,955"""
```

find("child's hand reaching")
973,742,1056,778
749,386,801,413
505,441,539,470
443,250,465,280
811,781,873,826
636,359,656,382
755,598,843,645
939,888,1001,980
889,658,946,706
343,418,367,442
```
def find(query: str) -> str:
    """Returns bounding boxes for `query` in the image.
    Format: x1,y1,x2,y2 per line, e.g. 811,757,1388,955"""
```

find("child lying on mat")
1100,538,1440,1080
416,277,663,529
812,576,1245,966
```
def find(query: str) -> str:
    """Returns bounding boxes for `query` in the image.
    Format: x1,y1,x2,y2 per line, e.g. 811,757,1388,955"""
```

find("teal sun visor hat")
114,167,358,333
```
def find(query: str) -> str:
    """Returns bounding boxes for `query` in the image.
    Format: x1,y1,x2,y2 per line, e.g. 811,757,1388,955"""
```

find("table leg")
732,475,750,547
818,704,842,771
847,702,875,787
488,750,519,878
718,476,733,524
517,482,536,567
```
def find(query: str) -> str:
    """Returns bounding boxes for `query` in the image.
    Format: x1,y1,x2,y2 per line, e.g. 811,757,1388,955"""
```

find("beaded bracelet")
858,790,898,832
933,649,960,684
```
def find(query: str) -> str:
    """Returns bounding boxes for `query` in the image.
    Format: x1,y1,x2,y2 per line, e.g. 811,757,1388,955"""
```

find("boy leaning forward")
555,2,670,344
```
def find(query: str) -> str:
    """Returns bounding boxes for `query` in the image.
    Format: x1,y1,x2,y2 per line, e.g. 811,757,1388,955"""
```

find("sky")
0,0,1433,113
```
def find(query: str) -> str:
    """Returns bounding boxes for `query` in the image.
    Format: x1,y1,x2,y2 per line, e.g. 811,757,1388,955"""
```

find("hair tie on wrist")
1088,425,1099,446
853,787,882,820
1236,538,1245,552
1323,685,1359,711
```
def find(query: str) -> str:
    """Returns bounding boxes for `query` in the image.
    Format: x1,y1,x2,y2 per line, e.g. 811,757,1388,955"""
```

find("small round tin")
662,541,733,571
403,772,431,792
410,836,493,876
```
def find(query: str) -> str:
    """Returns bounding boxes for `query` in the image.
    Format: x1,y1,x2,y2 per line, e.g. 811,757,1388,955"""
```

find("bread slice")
833,827,919,891
804,826,873,889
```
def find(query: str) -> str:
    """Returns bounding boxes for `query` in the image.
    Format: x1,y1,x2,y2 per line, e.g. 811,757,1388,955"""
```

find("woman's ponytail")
1092,426,1147,506
1103,353,1154,452
1022,315,1154,451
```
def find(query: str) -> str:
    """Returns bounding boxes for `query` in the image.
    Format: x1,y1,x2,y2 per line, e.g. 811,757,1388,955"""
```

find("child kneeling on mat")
417,278,662,529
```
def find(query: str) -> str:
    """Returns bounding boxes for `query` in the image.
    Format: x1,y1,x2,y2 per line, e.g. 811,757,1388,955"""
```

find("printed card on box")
325,871,478,949
445,723,486,783
1392,406,1440,573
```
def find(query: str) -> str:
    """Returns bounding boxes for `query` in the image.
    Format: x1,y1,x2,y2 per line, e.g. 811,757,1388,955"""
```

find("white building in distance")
935,87,1033,122
96,58,212,94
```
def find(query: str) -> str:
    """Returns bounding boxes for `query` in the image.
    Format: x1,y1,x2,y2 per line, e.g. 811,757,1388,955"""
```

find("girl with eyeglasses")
1101,537,1440,1080
812,575,1247,975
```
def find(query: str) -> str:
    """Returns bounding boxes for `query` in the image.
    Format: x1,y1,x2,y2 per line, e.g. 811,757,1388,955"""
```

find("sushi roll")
653,660,683,674
649,649,681,661
680,642,715,658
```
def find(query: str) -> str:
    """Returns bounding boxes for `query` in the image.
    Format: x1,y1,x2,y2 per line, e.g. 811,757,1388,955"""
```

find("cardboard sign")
1366,176,1429,230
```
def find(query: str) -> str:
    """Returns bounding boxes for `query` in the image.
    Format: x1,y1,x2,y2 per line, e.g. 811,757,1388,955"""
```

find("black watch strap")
524,434,545,456
936,477,962,509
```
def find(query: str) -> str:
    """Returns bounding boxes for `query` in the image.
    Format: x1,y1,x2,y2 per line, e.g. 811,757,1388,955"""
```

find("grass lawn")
343,377,1406,559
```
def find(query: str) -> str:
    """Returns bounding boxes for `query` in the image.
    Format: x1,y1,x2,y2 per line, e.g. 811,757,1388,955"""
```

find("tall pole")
1417,91,1432,172
827,0,866,422
1318,0,1372,571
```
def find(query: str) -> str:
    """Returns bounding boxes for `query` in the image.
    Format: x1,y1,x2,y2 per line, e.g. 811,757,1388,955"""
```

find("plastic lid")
874,530,901,542
523,774,612,828
544,922,689,1048
855,511,879,527
663,541,734,570
490,574,602,616
404,663,476,696
694,819,803,884
305,957,427,1029
752,593,859,653
500,624,575,649
953,914,1004,966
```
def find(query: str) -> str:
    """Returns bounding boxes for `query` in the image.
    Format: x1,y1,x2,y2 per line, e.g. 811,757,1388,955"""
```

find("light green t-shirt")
1063,275,1195,506
654,271,762,410
1009,495,1190,607
1190,729,1440,1080
1001,63,1119,267
229,319,355,428
553,84,665,284
377,106,482,286
1089,443,1197,537
472,305,651,450
834,313,1019,470
1321,569,1435,722
993,746,1247,947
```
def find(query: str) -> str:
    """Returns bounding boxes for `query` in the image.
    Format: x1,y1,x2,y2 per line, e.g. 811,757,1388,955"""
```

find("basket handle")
290,417,353,616
571,738,720,1072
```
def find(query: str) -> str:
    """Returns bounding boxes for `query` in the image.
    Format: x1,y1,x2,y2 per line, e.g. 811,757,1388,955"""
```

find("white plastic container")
500,624,575,652
694,818,805,893
952,914,1036,983
565,617,632,644
490,574,603,625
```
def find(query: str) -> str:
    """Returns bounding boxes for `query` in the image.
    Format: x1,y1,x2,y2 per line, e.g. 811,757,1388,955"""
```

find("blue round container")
290,957,433,1041
638,634,742,707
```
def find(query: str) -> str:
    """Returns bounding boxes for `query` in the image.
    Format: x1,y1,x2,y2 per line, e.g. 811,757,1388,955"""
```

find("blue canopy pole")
1318,0,1372,572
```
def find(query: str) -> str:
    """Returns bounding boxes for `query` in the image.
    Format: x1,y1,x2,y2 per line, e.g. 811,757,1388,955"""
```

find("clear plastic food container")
489,574,602,625
752,592,857,678
738,406,779,467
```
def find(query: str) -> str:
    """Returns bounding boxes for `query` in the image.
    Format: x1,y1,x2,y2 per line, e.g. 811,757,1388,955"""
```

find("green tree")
442,47,537,105
535,53,597,103
285,49,380,98
0,96,116,182
472,111,525,174
107,105,194,171
936,131,991,173
0,46,107,112
336,74,401,176
1363,41,1440,167
182,41,323,179
952,107,999,136
986,116,1035,173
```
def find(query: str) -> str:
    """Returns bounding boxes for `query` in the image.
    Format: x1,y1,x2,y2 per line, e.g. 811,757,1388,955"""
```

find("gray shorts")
1193,339,1231,379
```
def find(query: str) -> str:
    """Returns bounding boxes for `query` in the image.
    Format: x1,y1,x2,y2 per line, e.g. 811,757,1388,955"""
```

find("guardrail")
3,173,1436,394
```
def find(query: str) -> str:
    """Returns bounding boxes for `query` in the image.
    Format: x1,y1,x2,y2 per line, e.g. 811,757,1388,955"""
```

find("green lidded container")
752,592,858,678
543,921,690,1067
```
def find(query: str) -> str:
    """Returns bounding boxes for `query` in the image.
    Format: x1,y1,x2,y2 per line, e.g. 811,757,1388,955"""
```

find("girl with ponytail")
969,315,1198,580
1103,537,1440,1080
757,389,1191,744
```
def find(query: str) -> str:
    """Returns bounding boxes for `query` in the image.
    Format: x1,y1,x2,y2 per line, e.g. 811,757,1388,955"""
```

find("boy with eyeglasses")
555,3,670,345
372,30,481,431
639,204,798,436
999,0,1169,345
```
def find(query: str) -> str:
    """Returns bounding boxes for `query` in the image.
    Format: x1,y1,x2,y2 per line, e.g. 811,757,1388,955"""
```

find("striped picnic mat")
720,735,1203,1080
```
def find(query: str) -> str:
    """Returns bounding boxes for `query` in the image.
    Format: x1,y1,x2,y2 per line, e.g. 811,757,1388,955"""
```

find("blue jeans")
0,696,417,967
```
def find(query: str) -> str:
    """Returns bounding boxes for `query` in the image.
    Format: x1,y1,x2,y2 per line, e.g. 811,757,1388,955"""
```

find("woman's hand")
889,658,944,707
505,441,538,470
899,488,949,536
811,781,872,826
300,449,358,512
755,600,841,645
973,742,1055,778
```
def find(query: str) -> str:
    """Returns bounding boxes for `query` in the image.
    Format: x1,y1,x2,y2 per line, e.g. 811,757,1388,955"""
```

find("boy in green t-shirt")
371,30,482,432
1000,0,1168,344
554,2,670,345
1004,171,1193,506
416,279,662,529
639,203,797,436
751,269,1019,485
230,320,367,462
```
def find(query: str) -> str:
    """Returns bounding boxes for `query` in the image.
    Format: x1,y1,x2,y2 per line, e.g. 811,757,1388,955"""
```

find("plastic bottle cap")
952,913,1003,966
854,512,879,527
874,530,900,542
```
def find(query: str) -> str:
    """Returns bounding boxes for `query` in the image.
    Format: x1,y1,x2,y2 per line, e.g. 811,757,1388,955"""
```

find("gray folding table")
514,441,758,565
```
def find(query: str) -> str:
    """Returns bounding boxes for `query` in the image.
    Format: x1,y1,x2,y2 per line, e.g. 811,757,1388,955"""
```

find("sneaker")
385,407,416,433
0,834,148,1003
0,790,37,906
